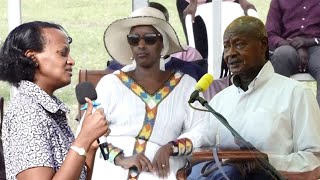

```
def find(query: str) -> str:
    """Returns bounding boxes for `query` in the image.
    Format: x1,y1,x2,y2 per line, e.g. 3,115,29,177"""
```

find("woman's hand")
115,153,153,173
89,127,111,151
152,143,173,179
77,97,109,148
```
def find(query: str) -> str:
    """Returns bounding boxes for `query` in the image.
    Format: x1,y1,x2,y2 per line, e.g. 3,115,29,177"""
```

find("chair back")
0,96,6,180
77,69,113,120
290,73,315,81
185,2,258,79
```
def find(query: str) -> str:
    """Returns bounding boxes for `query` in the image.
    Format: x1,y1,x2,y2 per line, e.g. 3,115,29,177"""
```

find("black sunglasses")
127,33,162,46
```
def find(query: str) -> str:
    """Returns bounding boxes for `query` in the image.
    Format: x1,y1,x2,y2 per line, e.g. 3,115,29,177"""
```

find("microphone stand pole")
194,96,286,180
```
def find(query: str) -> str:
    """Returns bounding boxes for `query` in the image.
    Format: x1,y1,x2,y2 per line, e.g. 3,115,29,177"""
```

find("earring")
130,57,134,60
35,63,39,67
160,55,165,71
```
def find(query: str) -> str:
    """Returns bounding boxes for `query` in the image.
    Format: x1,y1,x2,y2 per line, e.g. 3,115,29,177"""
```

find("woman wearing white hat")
89,7,213,180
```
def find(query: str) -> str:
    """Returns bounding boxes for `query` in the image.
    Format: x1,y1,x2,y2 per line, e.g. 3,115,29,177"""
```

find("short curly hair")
0,21,71,87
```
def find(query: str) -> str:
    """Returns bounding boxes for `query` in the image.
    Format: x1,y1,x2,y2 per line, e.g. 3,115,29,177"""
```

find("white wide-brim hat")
104,7,184,65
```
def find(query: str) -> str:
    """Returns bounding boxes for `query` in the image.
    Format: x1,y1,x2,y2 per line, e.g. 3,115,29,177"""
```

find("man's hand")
183,0,198,23
115,153,153,173
297,48,309,72
238,0,257,15
288,37,314,49
277,39,291,47
152,143,173,179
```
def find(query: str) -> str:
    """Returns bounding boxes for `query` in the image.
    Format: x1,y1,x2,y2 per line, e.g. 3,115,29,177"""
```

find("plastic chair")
185,1,258,79
290,73,315,81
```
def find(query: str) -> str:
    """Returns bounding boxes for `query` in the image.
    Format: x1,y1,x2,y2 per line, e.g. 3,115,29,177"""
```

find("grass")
0,0,316,131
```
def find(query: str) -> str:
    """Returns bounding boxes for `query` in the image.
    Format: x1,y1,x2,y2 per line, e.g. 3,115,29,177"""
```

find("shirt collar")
231,61,274,93
18,81,70,114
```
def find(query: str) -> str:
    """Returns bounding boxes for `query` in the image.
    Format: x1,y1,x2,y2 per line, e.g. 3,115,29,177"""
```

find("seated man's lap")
187,160,275,180
187,161,243,180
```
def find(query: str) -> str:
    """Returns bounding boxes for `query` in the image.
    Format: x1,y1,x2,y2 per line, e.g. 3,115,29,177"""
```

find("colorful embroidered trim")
116,71,183,109
107,143,123,164
115,71,183,179
170,138,193,156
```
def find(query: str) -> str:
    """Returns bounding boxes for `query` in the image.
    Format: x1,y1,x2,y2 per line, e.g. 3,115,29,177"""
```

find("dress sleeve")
94,74,124,164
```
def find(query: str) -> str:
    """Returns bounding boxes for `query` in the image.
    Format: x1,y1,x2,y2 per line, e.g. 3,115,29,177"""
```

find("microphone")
189,85,286,180
75,81,109,160
188,73,214,103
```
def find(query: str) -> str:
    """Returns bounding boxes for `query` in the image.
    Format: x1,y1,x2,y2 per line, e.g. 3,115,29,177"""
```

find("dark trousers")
188,161,274,180
270,45,320,107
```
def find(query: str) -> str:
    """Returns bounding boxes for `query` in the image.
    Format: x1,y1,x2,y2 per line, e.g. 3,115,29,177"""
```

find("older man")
188,16,320,180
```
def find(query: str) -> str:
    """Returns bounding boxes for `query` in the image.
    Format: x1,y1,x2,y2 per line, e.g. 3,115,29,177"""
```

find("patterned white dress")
88,71,214,180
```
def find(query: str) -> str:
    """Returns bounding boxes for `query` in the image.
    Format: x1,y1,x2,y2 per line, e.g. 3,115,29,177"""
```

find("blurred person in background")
266,0,320,107
177,0,256,59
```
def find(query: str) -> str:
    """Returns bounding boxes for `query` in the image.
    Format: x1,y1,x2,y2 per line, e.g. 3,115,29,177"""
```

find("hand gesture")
297,48,309,73
183,0,198,23
78,98,109,148
115,153,153,173
239,0,257,16
152,143,173,178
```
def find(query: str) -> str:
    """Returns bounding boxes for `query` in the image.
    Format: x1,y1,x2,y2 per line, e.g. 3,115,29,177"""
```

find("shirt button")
301,25,304,28
302,18,305,21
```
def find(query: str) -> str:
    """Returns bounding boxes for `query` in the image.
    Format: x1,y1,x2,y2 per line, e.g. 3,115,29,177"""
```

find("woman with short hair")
0,21,109,180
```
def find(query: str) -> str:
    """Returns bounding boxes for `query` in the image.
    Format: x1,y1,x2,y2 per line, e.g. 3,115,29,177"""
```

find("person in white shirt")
188,16,320,180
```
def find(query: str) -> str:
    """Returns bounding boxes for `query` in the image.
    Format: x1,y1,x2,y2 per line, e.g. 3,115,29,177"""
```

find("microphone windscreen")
195,73,214,92
75,81,97,105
